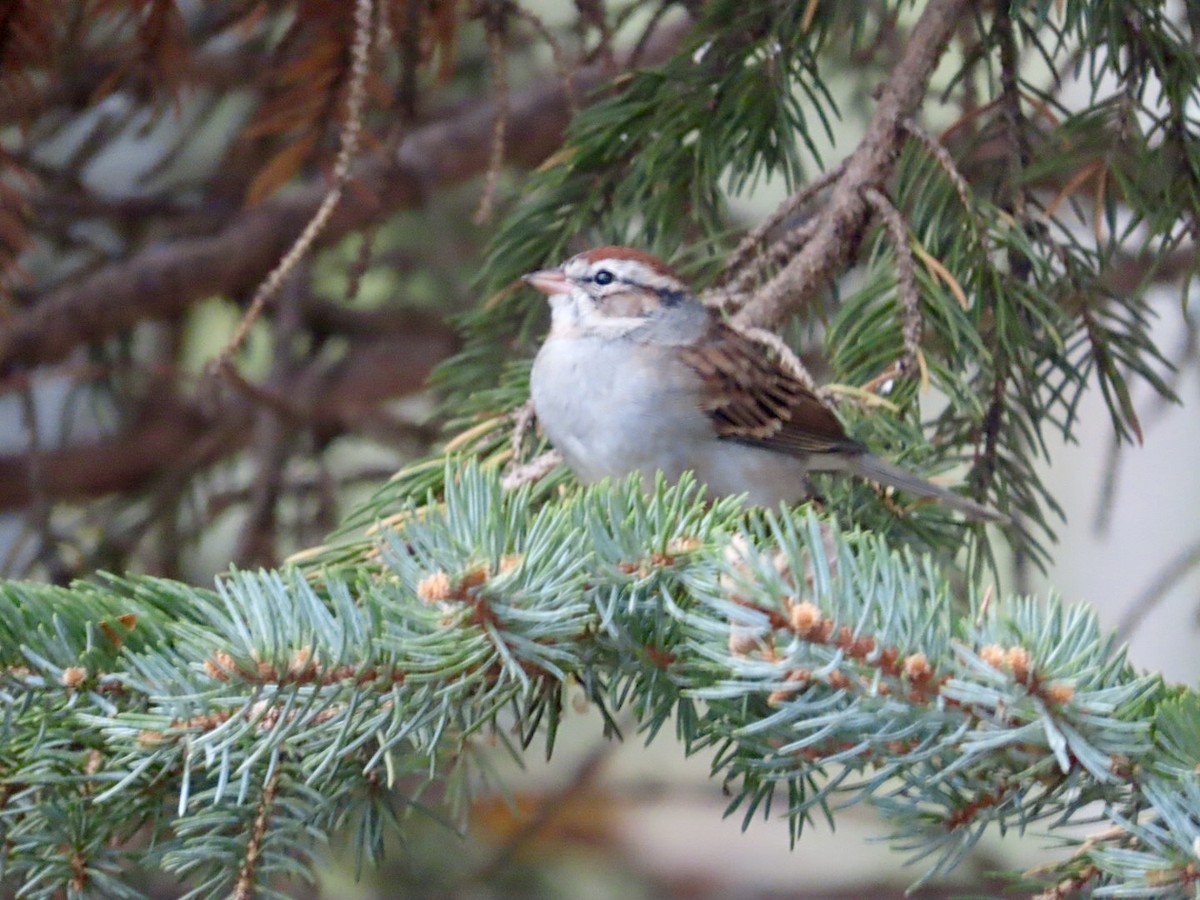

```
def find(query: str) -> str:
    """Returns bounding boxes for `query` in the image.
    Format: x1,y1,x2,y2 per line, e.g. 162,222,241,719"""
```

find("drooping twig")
901,116,974,213
864,186,923,379
461,734,620,887
736,325,820,394
629,0,673,67
12,379,65,581
975,0,1030,503
994,2,1031,223
343,221,379,304
706,218,822,311
576,0,615,67
213,0,375,372
473,2,511,225
396,0,422,120
234,271,310,568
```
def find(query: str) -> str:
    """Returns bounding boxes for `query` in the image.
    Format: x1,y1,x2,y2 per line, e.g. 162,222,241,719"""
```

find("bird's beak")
522,268,571,296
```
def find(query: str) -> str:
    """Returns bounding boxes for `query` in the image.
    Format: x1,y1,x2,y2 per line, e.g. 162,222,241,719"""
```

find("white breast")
532,334,704,482
531,334,810,505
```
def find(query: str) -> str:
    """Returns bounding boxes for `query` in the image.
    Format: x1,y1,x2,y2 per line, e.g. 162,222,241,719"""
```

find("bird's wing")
676,322,864,457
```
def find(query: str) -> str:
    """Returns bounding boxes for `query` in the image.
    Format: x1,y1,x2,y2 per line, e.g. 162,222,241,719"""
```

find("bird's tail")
846,453,1008,524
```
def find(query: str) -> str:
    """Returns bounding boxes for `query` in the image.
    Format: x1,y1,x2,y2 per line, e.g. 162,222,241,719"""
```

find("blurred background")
2,0,1198,896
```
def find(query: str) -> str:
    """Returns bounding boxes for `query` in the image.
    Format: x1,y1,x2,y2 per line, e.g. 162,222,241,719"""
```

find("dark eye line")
592,269,615,285
658,288,687,306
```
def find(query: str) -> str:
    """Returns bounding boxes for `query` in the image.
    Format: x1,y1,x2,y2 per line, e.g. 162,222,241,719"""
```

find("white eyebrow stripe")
565,256,686,294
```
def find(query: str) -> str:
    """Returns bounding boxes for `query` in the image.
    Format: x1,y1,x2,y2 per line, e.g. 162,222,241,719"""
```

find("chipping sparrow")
525,246,1005,523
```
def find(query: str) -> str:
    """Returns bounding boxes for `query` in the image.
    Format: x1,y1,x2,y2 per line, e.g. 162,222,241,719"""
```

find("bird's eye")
593,269,615,286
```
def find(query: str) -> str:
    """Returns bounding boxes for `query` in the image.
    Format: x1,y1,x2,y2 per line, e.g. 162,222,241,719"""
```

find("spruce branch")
454,0,1178,571
5,1,1200,896
733,0,972,329
2,466,1192,896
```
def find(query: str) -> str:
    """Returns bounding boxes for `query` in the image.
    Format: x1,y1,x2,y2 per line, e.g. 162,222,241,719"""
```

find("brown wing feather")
677,323,864,457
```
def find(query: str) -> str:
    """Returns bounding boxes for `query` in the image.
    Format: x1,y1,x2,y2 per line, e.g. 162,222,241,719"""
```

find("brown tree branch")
733,0,972,329
0,316,458,512
0,22,689,383
0,48,265,124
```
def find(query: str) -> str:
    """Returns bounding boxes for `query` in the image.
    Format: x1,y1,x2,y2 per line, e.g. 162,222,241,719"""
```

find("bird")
524,245,1005,523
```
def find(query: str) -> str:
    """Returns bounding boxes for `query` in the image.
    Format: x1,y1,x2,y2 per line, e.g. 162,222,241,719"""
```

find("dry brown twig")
901,116,975,212
473,3,511,225
213,0,376,373
501,449,563,491
508,398,537,464
864,186,923,378
706,217,822,312
721,160,848,287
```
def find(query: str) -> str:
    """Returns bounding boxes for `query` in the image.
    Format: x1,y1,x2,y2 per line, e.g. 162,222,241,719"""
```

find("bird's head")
524,246,705,340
